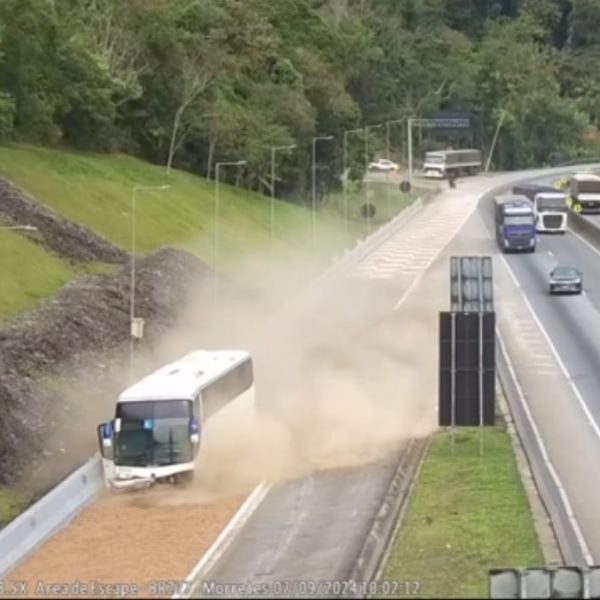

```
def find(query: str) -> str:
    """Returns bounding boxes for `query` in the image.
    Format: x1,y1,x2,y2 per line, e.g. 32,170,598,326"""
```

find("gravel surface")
0,176,126,264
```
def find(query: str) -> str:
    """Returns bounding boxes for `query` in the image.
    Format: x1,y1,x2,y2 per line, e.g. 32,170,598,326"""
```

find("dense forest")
1,0,600,200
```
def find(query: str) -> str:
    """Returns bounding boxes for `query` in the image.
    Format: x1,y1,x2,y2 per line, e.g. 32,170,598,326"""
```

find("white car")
368,158,398,172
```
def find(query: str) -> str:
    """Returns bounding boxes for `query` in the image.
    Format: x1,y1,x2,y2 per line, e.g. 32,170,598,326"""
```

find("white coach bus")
423,149,482,179
97,350,254,491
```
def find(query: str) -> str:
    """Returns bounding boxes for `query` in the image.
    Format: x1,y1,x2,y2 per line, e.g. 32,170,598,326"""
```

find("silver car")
549,265,583,295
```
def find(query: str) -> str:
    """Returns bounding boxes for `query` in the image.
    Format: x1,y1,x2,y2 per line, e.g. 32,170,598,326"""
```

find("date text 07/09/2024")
0,579,422,597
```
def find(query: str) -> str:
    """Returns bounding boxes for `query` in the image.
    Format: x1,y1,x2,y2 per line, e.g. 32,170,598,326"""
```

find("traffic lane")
477,190,600,422
493,250,600,561
535,231,600,315
192,449,405,599
500,247,600,427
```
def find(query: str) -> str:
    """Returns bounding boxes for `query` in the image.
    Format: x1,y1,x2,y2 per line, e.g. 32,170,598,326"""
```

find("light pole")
407,117,414,185
214,160,246,297
385,118,404,161
343,127,363,236
0,225,38,231
485,110,507,173
364,124,383,233
270,145,296,264
312,135,334,245
129,184,170,381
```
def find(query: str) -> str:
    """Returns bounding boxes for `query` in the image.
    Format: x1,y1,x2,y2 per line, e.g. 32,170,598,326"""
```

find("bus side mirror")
97,421,114,459
190,417,200,444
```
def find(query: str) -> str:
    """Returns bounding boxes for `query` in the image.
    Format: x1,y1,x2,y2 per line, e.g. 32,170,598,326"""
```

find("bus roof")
118,350,251,403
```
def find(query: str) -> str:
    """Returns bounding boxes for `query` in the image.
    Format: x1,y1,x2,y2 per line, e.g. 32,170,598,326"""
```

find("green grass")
0,226,79,318
0,488,28,529
381,425,544,599
0,223,120,320
0,143,415,277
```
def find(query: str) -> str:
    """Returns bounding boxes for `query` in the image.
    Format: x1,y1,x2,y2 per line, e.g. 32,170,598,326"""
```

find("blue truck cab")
494,195,536,253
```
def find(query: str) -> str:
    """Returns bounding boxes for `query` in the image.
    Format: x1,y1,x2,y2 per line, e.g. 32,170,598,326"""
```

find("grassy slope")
0,488,27,528
382,426,544,598
0,144,413,285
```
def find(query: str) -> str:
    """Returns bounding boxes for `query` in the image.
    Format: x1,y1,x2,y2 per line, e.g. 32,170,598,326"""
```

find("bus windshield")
425,155,444,164
505,215,534,225
114,400,194,467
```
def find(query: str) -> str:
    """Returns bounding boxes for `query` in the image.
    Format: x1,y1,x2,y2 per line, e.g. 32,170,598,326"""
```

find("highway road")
7,165,600,596
478,190,600,562
179,167,600,598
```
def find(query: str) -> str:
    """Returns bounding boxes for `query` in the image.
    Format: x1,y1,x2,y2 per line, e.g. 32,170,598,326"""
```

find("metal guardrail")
0,456,103,578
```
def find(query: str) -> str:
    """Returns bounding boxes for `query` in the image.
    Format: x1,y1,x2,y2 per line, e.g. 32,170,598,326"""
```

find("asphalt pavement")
184,167,600,597
478,196,600,562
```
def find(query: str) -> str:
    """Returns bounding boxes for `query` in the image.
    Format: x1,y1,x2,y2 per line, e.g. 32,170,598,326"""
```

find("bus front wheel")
174,471,195,487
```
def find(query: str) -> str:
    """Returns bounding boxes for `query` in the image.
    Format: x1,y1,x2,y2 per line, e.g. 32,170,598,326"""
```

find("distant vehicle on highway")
368,158,398,172
511,183,568,233
423,149,482,179
567,173,600,214
494,196,536,253
97,350,254,492
548,265,583,295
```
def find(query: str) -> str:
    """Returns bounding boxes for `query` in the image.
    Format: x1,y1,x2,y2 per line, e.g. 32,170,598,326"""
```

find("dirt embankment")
0,247,222,492
0,176,126,264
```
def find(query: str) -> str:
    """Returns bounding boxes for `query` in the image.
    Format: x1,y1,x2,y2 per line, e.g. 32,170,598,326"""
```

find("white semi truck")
567,172,600,214
423,149,482,179
512,184,567,233
97,350,254,491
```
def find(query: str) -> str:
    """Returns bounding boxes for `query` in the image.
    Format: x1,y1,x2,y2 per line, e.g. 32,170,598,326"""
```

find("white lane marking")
173,482,271,599
477,210,600,443
393,206,477,310
497,251,600,443
569,225,600,259
497,329,594,565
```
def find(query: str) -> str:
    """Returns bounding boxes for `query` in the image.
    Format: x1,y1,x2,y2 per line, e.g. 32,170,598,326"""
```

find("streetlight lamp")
129,184,170,381
0,225,38,231
365,123,383,233
343,127,364,236
214,160,246,297
270,145,296,263
312,135,334,244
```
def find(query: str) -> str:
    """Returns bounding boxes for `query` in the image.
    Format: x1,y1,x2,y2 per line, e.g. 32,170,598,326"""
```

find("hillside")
0,143,414,321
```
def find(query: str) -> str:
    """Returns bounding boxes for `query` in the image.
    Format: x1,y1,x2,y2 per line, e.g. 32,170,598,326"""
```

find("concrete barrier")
345,438,428,596
568,212,600,249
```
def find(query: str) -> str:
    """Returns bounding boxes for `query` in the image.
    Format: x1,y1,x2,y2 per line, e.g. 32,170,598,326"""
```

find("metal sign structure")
412,117,471,129
406,112,474,182
490,566,600,599
439,256,496,454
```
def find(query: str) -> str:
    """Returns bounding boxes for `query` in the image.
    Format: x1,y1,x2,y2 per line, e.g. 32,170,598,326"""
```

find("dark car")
549,265,583,295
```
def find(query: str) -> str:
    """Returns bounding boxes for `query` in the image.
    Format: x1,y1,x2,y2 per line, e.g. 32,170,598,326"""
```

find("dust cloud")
122,244,439,507
22,227,438,504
